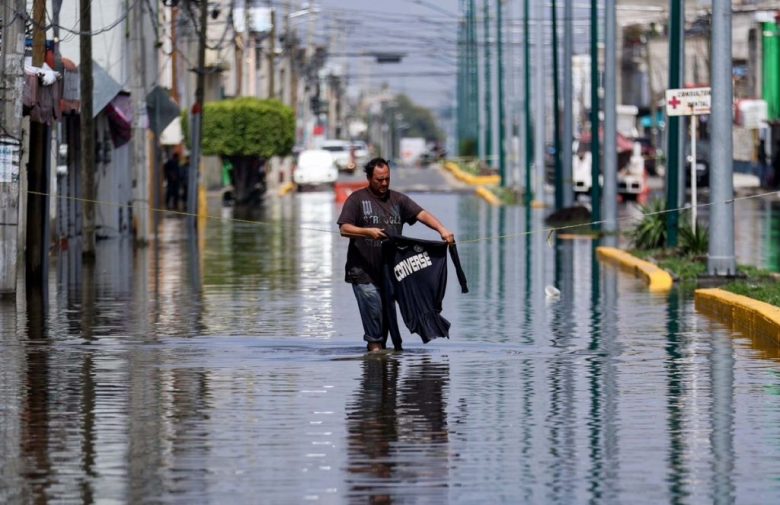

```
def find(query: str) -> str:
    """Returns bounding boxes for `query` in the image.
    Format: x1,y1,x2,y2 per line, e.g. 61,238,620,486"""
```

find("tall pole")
131,0,149,244
27,0,51,283
590,0,601,228
0,0,26,293
562,0,574,208
268,9,276,99
467,0,479,155
708,0,736,275
552,0,563,209
603,0,617,244
496,0,506,184
523,0,532,204
532,0,545,206
666,0,684,247
80,0,96,256
457,3,465,153
483,0,493,167
188,0,209,225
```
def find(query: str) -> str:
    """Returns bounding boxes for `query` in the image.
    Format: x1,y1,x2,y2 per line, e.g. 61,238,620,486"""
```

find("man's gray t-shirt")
337,188,423,284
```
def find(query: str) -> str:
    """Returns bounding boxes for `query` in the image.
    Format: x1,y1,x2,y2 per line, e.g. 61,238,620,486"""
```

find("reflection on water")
2,193,780,503
346,355,449,504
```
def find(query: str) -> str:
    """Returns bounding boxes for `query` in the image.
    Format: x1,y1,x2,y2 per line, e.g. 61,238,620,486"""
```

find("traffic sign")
665,87,711,116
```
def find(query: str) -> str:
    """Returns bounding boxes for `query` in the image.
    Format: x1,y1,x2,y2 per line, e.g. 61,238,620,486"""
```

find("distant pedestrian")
337,157,455,352
179,155,190,210
164,152,180,210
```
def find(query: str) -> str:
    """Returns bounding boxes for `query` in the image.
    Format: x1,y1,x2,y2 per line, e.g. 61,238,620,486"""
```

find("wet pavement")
2,169,780,503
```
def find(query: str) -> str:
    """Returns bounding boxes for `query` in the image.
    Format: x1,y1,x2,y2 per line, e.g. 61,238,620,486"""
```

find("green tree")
394,94,443,142
183,98,295,205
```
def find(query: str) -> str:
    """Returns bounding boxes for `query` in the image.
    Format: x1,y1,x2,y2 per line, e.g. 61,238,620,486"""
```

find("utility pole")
523,0,532,204
187,0,209,224
590,0,601,228
552,0,563,209
81,0,96,256
708,0,736,275
131,0,149,244
532,0,545,206
666,0,684,246
496,0,506,184
27,0,50,283
562,0,574,209
268,9,276,99
0,0,26,293
467,0,478,156
483,0,492,167
602,0,617,245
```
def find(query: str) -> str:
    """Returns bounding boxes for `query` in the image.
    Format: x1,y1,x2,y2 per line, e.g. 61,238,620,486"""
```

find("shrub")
629,198,667,250
678,217,708,256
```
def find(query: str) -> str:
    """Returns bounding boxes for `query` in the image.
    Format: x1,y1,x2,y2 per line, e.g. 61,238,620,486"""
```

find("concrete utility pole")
187,0,209,224
268,9,276,99
131,0,149,244
27,0,51,284
562,0,574,208
602,0,617,245
532,0,545,206
708,0,736,275
81,0,96,256
0,0,26,293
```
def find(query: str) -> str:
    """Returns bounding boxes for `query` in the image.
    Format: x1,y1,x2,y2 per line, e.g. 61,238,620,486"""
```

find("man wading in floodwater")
338,158,455,352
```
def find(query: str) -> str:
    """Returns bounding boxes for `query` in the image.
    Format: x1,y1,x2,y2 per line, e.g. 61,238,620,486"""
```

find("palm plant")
629,199,667,250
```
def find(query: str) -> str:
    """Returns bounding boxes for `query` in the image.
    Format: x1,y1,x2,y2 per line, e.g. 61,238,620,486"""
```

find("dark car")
684,156,709,188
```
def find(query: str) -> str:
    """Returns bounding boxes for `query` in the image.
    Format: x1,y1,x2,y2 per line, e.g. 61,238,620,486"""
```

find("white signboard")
0,138,21,183
665,87,711,116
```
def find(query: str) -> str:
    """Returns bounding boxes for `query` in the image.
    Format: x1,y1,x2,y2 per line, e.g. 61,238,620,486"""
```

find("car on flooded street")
293,149,338,190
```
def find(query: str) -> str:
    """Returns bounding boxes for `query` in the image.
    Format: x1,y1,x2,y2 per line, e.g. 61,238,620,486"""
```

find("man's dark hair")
364,157,389,178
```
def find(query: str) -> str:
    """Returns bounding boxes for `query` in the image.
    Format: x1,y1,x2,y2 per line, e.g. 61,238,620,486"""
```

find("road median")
596,246,673,292
695,288,780,343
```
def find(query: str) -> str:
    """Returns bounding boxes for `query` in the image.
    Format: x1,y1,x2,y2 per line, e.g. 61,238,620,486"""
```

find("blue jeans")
351,283,385,344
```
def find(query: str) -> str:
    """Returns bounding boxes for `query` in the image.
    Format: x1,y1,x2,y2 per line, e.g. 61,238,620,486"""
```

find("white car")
320,140,354,173
293,150,338,188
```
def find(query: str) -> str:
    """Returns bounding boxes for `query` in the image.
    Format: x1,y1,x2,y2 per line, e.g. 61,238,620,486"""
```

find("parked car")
349,140,370,169
293,149,338,189
320,139,354,173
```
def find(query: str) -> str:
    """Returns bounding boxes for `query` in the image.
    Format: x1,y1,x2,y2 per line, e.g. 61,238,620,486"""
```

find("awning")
159,116,183,146
146,85,181,136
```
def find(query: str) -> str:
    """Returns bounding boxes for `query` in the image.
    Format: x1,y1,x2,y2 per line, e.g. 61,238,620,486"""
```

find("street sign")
665,87,711,116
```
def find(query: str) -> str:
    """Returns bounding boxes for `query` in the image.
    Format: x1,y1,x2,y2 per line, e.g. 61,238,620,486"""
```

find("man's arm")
416,210,455,244
339,223,387,241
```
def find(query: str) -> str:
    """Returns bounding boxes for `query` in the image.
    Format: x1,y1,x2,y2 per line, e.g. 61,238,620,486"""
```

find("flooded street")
3,182,780,503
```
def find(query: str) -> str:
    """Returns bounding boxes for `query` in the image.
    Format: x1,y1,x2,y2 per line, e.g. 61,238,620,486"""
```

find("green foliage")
657,256,707,281
678,218,709,256
629,198,666,250
181,98,295,158
394,94,443,141
724,280,780,307
459,137,477,157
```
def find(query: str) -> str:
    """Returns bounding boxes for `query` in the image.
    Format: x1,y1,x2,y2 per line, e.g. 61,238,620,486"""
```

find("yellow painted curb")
695,288,780,344
474,186,501,206
278,181,295,196
531,200,547,209
596,246,673,292
443,161,501,186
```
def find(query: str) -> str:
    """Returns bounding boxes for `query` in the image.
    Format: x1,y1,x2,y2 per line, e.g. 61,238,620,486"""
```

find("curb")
443,161,501,186
695,288,780,343
595,247,673,292
474,186,501,206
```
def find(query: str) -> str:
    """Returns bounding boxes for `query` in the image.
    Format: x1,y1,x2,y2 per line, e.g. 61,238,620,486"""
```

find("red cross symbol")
668,96,681,109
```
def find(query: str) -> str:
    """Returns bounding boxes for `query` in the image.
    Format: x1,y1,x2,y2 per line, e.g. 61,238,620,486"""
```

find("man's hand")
440,228,455,244
365,228,388,241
